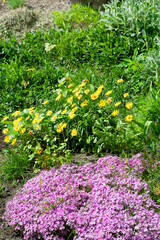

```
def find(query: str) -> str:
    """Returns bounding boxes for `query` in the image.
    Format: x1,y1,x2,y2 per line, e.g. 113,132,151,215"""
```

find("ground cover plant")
0,0,160,239
3,155,160,240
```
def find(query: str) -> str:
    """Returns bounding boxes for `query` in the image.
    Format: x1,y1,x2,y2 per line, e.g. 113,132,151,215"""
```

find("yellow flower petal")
117,79,123,83
105,91,112,96
42,100,48,105
114,101,121,107
11,138,17,145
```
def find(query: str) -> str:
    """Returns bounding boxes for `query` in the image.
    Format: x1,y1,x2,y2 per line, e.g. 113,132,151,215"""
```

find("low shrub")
1,77,143,170
3,154,160,239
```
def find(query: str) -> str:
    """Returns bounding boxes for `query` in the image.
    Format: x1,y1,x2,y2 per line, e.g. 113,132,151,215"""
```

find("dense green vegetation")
0,1,160,204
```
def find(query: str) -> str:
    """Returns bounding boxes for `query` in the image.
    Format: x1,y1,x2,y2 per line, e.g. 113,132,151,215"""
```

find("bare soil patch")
0,0,71,39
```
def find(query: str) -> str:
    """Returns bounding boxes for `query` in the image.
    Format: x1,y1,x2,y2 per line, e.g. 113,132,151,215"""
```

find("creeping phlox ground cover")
1,77,138,168
3,154,160,240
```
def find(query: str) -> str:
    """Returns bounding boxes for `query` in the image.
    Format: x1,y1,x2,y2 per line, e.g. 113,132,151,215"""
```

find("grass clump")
7,0,25,9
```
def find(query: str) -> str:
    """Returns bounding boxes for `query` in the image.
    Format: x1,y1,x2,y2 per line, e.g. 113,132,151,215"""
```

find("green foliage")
135,88,160,156
0,149,30,181
142,159,160,204
52,4,100,30
1,77,143,171
101,0,160,51
7,0,25,9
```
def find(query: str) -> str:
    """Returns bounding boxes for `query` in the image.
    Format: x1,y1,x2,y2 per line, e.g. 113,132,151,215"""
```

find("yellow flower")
79,81,87,87
84,89,90,95
35,113,39,117
35,125,40,130
37,117,44,124
42,100,48,105
81,100,88,107
105,90,112,96
98,99,106,107
74,91,80,97
71,129,78,137
61,109,67,115
32,118,38,125
62,123,67,128
125,115,133,122
72,87,79,93
68,84,73,88
56,123,64,133
124,93,129,97
12,111,21,117
2,116,9,122
67,96,73,103
37,148,43,154
28,130,33,135
111,110,119,117
2,128,9,134
51,115,57,121
125,102,133,110
117,79,123,83
72,107,78,112
11,138,17,145
21,128,26,134
69,112,76,119
29,109,34,114
25,116,30,120
78,94,82,100
98,85,104,90
56,94,62,101
82,79,89,83
47,111,52,116
13,126,20,132
91,93,99,100
29,107,35,111
114,101,121,107
4,135,10,143
19,124,23,129
106,97,112,104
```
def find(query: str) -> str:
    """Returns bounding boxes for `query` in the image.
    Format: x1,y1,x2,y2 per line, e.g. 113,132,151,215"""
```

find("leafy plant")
7,0,25,9
1,76,142,171
0,148,30,181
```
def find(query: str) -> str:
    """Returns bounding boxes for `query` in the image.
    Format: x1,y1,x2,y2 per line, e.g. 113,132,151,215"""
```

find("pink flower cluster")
3,154,160,239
